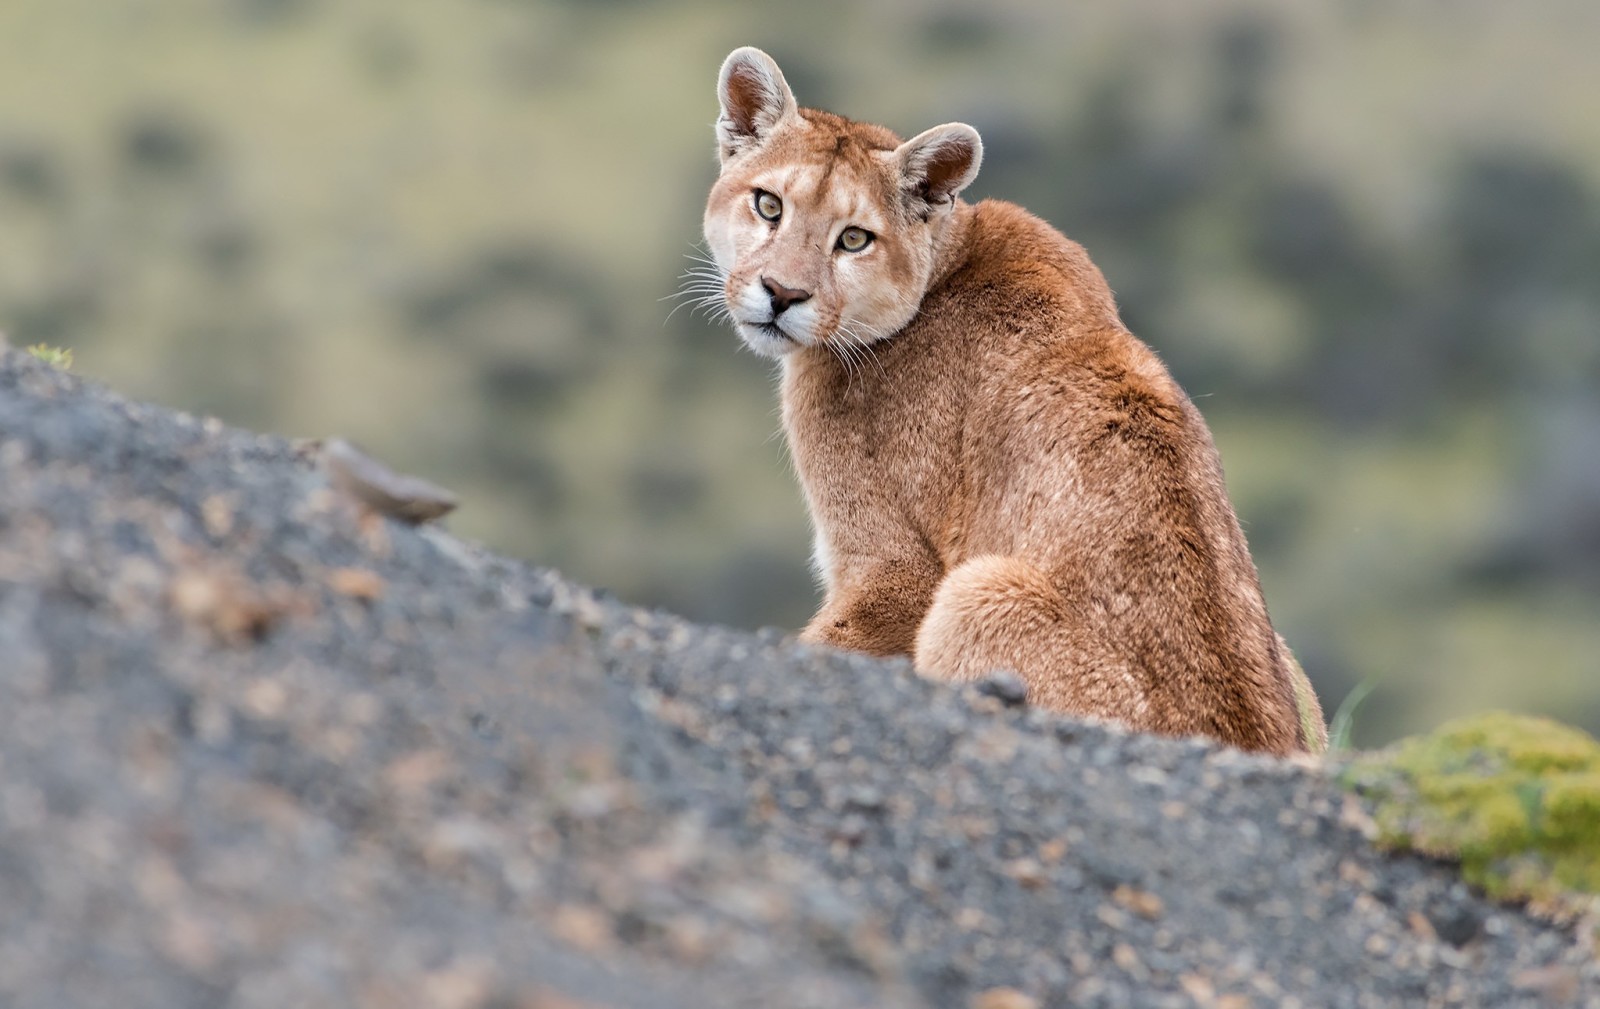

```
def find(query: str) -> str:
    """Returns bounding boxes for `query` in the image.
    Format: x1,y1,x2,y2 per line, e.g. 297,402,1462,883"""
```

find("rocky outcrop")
0,349,1594,1008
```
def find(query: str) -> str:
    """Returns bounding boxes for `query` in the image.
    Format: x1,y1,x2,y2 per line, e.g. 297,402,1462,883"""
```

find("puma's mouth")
753,321,795,343
735,317,805,358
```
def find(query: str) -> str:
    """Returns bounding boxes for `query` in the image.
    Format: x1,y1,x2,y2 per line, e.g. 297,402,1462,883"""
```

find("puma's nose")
761,276,812,315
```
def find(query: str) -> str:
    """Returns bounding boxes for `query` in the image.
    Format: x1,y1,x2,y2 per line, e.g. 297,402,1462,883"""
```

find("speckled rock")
0,348,1596,1008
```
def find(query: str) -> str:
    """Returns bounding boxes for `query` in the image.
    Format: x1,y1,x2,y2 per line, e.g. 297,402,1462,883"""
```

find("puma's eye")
754,190,782,222
837,227,874,253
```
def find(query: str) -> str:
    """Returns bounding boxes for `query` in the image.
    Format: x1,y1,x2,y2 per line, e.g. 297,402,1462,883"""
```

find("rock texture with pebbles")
0,348,1596,1009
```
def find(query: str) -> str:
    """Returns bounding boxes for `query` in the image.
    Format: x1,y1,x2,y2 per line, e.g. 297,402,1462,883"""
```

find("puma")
700,47,1326,755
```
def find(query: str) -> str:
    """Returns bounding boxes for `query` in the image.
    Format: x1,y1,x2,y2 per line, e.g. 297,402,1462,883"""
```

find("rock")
0,346,1596,1008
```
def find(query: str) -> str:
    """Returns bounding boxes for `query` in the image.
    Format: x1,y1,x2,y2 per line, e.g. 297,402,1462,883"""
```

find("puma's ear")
716,47,797,164
895,123,983,213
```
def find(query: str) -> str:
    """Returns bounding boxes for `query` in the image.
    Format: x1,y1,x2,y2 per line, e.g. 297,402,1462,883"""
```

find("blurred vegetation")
2,0,1597,745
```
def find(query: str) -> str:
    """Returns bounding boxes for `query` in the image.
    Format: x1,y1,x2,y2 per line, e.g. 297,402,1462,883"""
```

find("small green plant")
26,343,73,369
1328,679,1377,752
1343,712,1600,912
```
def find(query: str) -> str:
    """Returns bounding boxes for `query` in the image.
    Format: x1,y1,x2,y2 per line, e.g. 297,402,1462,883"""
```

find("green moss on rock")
1343,712,1600,905
25,344,73,370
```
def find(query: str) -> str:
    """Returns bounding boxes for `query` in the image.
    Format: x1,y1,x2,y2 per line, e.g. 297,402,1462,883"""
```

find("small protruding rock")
324,437,458,524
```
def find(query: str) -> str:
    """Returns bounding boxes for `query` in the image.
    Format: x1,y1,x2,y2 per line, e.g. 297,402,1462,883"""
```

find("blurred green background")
3,0,1597,746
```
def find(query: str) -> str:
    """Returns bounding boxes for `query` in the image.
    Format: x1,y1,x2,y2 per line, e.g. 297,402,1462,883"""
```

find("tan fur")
702,48,1326,756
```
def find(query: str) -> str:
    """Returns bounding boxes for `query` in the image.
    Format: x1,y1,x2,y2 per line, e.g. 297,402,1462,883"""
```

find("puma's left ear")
716,47,798,164
895,123,983,212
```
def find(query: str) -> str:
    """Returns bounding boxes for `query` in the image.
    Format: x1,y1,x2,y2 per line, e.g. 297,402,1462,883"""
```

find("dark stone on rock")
1429,892,1488,948
975,668,1029,706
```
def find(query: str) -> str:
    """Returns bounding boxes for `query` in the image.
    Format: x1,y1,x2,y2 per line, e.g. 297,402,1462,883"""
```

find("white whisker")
830,341,859,392
835,319,890,383
665,244,732,326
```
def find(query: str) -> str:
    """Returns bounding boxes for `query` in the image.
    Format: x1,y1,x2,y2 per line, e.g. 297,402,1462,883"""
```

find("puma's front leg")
799,556,943,658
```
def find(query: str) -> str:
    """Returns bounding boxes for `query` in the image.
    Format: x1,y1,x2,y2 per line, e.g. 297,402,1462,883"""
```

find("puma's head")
702,47,983,359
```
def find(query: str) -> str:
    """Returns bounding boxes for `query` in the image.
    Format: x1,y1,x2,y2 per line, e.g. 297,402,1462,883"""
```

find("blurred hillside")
2,0,1597,745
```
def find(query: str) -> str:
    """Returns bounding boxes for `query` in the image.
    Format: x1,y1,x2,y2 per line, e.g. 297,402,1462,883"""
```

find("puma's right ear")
716,47,797,164
895,123,983,213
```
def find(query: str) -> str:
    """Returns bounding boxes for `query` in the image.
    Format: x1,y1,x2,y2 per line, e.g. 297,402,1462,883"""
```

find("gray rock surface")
0,348,1595,1008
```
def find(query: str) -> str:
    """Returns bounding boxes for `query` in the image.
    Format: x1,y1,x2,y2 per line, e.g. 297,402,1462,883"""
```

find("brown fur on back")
703,48,1325,755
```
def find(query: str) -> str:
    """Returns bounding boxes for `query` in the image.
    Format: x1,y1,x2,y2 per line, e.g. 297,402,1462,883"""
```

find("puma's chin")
735,319,810,358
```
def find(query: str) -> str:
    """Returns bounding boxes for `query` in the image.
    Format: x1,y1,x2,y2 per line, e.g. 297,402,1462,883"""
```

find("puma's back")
701,47,1327,755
